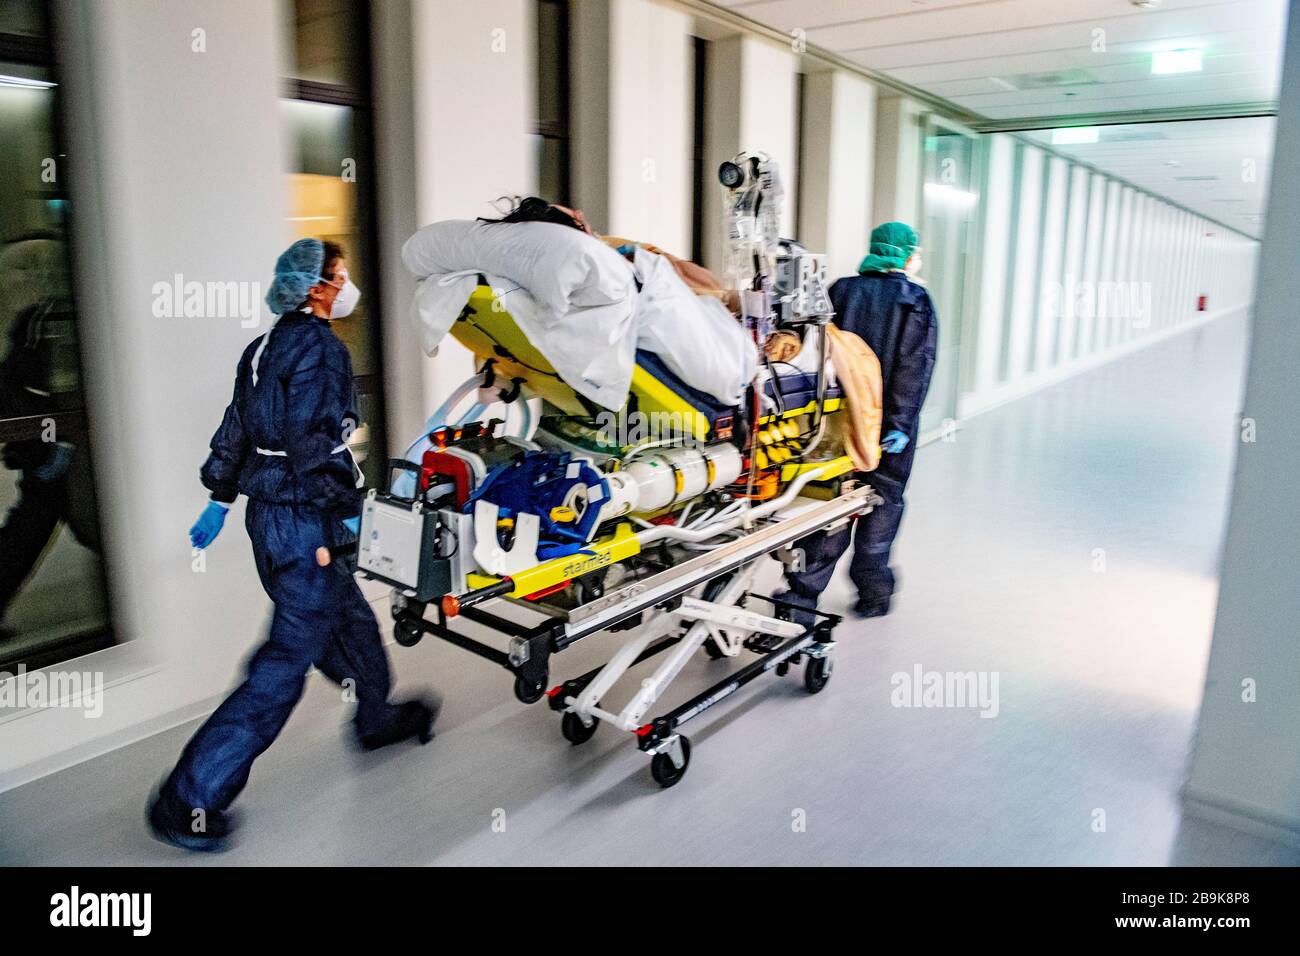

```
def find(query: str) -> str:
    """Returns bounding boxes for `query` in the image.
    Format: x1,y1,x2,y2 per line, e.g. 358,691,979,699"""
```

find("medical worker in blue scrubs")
148,239,437,852
782,222,938,620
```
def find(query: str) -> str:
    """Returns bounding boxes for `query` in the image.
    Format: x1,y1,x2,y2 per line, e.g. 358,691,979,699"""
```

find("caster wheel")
804,654,833,694
561,711,598,745
392,599,426,621
775,661,789,677
702,636,727,660
649,736,691,788
514,674,546,704
394,618,424,648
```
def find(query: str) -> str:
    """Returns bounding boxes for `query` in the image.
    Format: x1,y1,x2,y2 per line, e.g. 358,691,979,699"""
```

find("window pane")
0,60,112,668
288,0,362,89
0,0,45,37
282,97,385,484
282,100,374,371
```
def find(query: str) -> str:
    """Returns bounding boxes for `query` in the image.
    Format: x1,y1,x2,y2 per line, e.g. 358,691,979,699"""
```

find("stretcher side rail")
560,482,880,644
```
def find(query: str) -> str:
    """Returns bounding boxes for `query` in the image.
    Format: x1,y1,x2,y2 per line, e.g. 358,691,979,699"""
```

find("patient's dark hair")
481,196,582,231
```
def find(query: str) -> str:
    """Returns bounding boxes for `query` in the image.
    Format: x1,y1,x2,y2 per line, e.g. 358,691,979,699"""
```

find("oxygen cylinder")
596,443,742,520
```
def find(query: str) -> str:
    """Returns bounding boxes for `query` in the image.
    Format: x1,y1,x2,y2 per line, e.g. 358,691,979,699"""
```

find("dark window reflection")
0,44,112,669
283,0,387,488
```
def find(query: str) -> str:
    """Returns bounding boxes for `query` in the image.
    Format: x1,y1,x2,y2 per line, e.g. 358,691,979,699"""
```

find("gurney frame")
388,481,880,786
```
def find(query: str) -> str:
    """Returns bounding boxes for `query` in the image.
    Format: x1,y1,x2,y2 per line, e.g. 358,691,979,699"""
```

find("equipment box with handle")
356,461,472,602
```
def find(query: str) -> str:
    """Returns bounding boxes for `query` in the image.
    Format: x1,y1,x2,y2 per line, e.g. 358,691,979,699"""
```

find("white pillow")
402,219,638,411
402,219,634,315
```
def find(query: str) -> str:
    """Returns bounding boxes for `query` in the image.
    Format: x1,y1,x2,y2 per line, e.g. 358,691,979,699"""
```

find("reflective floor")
3,311,1294,866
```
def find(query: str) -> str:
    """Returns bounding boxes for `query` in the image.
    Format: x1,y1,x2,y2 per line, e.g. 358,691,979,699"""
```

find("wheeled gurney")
338,156,880,787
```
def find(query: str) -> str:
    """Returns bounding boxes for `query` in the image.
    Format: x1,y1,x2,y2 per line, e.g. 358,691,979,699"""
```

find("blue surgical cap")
265,237,325,314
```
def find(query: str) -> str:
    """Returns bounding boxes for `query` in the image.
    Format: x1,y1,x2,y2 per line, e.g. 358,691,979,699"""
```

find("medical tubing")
637,463,830,546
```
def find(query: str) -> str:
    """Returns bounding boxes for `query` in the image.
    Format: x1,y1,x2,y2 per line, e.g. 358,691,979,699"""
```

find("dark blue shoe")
146,787,235,853
358,695,440,752
853,597,890,618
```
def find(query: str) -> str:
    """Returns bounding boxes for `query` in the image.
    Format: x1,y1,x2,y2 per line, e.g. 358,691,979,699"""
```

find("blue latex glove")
189,502,229,549
342,516,360,535
881,430,910,455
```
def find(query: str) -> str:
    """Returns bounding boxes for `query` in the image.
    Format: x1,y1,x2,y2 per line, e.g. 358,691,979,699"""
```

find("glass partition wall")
918,116,980,436
0,3,113,670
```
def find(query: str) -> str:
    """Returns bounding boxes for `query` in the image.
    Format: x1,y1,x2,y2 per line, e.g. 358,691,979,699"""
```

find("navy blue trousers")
784,446,914,612
164,500,399,813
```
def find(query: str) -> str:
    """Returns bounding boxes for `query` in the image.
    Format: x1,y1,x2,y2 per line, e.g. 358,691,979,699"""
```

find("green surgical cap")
858,221,919,274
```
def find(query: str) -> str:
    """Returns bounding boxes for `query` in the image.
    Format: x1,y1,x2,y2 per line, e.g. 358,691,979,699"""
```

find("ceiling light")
924,183,978,206
0,74,56,89
1052,127,1099,145
1152,49,1203,75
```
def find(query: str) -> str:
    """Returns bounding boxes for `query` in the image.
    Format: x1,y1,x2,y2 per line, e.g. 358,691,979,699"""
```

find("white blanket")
631,246,755,405
402,219,755,410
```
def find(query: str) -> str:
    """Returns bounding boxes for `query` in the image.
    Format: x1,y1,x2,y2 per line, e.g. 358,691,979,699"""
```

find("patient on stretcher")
401,197,880,473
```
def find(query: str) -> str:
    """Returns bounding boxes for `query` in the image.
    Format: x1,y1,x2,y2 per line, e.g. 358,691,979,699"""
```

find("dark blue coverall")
162,312,401,813
785,271,938,615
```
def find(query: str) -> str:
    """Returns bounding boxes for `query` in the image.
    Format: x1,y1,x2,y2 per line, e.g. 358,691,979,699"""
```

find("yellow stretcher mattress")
452,285,842,445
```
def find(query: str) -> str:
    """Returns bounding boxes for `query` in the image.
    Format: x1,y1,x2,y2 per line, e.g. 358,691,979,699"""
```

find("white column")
1033,156,1069,373
701,33,799,271
1185,3,1300,843
872,94,924,230
1005,145,1043,381
1076,173,1107,356
398,0,537,424
1057,164,1090,364
799,69,877,279
572,0,692,254
971,134,1014,396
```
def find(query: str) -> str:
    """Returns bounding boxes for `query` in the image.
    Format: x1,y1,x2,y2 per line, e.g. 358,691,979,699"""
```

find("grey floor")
3,312,1295,866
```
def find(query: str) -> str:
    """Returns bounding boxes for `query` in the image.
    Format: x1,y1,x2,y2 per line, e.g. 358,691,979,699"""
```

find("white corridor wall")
959,133,1258,418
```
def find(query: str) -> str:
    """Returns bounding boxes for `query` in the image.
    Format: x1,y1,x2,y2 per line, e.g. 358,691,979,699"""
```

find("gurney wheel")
650,736,691,788
804,654,833,694
394,618,424,648
561,711,598,745
514,674,547,705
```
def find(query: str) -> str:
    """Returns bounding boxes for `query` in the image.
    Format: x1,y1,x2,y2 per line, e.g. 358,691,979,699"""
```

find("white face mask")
905,254,923,277
327,278,361,319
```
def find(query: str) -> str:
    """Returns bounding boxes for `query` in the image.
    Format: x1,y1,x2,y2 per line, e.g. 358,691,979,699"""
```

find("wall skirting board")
1182,785,1300,851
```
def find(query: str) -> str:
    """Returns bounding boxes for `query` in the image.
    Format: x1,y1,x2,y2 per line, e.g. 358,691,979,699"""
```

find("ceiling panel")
1023,117,1274,235
709,0,1286,233
719,0,1285,119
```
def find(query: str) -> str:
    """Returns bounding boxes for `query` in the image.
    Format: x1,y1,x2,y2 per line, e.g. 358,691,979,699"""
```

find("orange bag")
825,325,883,472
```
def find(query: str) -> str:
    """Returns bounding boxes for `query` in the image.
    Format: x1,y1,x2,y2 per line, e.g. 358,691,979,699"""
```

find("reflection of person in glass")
148,239,437,853
0,235,99,645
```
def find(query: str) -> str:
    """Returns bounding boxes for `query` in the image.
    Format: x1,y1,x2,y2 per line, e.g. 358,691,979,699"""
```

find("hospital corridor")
0,308,1279,867
2,0,1300,920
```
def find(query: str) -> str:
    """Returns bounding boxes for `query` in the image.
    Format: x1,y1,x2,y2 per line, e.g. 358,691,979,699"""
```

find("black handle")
441,578,513,617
